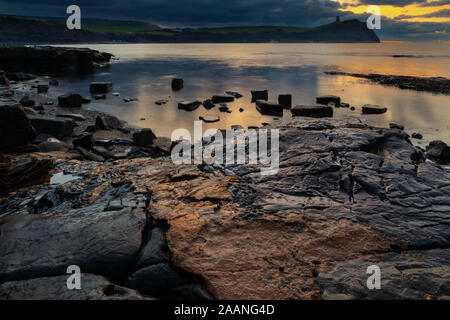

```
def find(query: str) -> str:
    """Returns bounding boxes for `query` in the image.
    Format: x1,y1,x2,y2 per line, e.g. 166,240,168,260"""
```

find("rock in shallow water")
255,100,283,116
291,105,333,118
58,93,82,108
362,104,388,114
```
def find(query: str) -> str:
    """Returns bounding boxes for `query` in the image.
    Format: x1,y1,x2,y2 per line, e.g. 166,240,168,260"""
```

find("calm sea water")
55,43,450,145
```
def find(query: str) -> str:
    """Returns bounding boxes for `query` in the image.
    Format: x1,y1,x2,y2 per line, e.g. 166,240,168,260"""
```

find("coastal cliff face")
0,16,379,44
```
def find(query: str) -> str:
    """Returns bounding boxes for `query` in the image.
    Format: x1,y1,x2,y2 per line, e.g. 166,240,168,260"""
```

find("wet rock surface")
0,102,37,149
0,274,146,300
0,66,449,300
0,46,112,75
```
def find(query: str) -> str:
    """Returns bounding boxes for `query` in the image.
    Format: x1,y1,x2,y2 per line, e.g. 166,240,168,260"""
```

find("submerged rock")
178,101,201,111
218,104,230,113
37,85,48,94
412,133,423,140
316,95,341,106
291,105,333,118
251,90,268,102
389,123,404,130
362,104,388,114
278,94,292,109
225,91,243,99
212,95,234,104
202,99,215,110
155,99,168,105
89,82,113,94
426,140,450,162
58,93,82,108
171,78,184,91
255,100,283,116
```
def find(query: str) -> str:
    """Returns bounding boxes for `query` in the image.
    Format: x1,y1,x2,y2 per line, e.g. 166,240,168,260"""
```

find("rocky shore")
0,47,449,300
325,71,450,95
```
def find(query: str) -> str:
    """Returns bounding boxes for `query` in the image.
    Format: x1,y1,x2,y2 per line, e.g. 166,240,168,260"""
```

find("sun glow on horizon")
336,1,450,23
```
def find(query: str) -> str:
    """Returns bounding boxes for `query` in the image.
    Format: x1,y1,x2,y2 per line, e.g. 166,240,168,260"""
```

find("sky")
0,0,449,40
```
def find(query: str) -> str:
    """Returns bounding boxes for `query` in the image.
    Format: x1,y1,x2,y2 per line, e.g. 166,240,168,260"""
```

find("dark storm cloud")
418,0,450,6
355,0,426,6
0,0,344,26
0,0,448,40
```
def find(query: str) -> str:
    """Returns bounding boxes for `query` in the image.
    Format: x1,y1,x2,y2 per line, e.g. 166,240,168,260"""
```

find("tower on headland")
336,16,340,23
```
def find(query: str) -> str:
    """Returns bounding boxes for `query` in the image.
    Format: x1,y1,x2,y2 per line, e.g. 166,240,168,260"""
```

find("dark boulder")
218,104,230,113
73,134,94,150
89,82,112,94
202,99,215,110
0,75,10,86
178,101,201,111
316,95,341,106
28,116,75,139
426,141,450,162
92,146,114,160
49,80,59,86
255,100,283,117
76,147,104,162
172,78,184,91
37,138,69,153
225,91,243,99
135,227,168,270
58,93,82,108
291,105,333,118
362,104,388,114
19,96,35,108
278,94,292,109
95,115,122,130
37,85,48,94
127,263,191,296
212,95,234,103
133,129,157,147
389,123,404,130
0,103,36,149
251,90,268,102
412,133,423,140
155,99,168,106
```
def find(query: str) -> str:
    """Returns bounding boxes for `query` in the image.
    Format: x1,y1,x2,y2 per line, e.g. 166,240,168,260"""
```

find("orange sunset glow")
336,0,450,23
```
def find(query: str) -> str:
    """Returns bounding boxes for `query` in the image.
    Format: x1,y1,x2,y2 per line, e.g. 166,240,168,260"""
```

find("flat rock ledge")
0,117,449,300
0,46,113,74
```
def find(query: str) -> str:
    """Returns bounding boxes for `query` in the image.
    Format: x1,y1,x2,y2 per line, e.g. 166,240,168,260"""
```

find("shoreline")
1,46,450,300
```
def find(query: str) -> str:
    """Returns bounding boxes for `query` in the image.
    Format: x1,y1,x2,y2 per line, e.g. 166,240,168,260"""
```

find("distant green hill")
0,15,380,44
